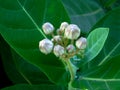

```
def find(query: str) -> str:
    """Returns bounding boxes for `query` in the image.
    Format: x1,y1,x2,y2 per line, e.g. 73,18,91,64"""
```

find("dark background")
0,56,13,89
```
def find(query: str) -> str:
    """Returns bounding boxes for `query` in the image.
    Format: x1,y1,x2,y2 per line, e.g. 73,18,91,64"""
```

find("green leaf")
71,6,120,90
91,7,120,66
0,0,70,85
1,84,67,90
11,49,52,84
0,36,27,84
61,0,105,33
0,36,52,84
78,28,109,67
72,55,120,90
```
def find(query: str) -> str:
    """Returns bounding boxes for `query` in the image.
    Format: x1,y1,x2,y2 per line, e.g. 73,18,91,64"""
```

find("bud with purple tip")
76,37,87,49
64,24,80,40
53,45,65,57
60,22,69,32
42,22,54,34
66,44,75,53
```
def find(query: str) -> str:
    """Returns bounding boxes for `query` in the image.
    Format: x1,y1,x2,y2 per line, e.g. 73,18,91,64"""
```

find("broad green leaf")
61,0,105,33
90,7,120,66
71,7,120,90
72,55,120,90
78,28,109,67
0,0,70,85
1,84,67,90
0,36,26,84
0,36,51,84
10,49,52,84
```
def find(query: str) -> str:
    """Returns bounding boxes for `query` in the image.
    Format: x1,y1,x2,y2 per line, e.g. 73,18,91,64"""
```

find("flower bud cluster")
39,22,87,59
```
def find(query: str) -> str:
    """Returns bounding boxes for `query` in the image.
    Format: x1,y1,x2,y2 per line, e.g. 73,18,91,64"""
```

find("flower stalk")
66,59,75,81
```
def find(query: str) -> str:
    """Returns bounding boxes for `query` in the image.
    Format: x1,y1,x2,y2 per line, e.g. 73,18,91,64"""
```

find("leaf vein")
105,81,110,90
17,0,47,38
98,42,120,66
86,31,107,55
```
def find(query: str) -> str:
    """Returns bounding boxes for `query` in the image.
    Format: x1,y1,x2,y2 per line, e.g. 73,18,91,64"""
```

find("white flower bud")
76,37,87,49
60,22,69,32
66,44,75,53
42,22,54,34
51,35,62,43
39,39,53,54
65,24,80,39
53,45,65,57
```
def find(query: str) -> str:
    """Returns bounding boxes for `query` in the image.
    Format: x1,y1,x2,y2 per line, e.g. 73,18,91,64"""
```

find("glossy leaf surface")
0,0,70,85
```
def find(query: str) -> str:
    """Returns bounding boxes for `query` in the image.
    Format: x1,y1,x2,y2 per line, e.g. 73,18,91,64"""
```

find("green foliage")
0,0,70,86
78,28,109,66
1,84,67,90
92,7,120,66
72,55,120,90
0,37,51,84
0,0,120,90
72,6,120,90
61,0,105,33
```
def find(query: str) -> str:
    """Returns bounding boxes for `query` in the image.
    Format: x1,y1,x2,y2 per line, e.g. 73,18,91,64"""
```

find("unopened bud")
66,44,75,53
51,35,62,43
39,39,53,54
42,22,54,34
53,45,65,57
60,22,69,32
76,37,87,49
65,24,80,39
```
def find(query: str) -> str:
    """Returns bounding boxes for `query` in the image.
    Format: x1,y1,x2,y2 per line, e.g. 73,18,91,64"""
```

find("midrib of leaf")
86,31,107,57
98,42,120,66
82,77,120,82
17,0,47,38
81,77,119,90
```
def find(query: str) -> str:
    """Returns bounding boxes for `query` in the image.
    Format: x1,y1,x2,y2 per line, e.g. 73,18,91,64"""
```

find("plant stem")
62,59,77,90
66,59,75,81
66,59,77,90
